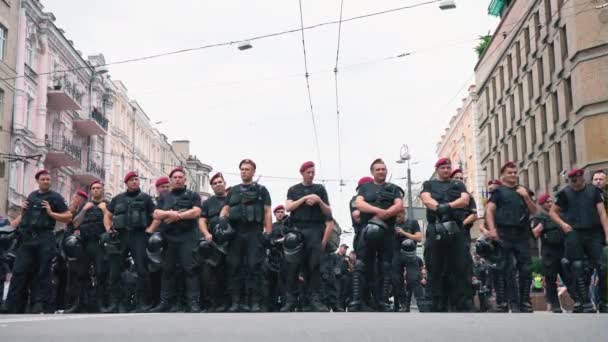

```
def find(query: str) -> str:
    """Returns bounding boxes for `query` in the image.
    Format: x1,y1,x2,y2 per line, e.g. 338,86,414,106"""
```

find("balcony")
73,109,109,136
73,160,106,185
47,76,84,111
45,135,82,168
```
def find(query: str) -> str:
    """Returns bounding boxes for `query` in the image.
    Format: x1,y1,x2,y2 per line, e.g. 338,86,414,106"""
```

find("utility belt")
431,220,461,241
541,229,564,247
290,220,324,229
19,227,53,241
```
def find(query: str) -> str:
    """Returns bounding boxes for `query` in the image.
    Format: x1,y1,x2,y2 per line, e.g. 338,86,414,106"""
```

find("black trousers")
226,227,264,299
286,226,323,299
565,229,607,305
425,224,468,312
497,234,532,307
391,251,423,310
67,236,107,309
6,230,55,313
108,230,149,304
320,252,338,307
160,229,200,304
541,244,570,306
354,226,394,306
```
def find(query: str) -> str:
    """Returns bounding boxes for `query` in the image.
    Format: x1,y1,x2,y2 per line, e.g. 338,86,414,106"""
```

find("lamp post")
397,144,414,220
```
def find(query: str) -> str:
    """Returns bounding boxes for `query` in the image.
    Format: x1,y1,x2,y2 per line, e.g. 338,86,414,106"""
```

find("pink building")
8,0,110,216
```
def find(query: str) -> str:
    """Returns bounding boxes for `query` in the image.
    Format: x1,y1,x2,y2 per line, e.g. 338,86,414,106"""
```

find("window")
537,57,544,92
0,25,6,61
515,41,522,69
485,88,490,114
524,27,531,56
507,54,513,81
492,77,497,102
530,115,537,145
0,89,4,128
544,152,551,187
509,95,515,120
501,106,507,136
533,12,541,42
527,71,534,101
499,66,505,91
552,92,559,123
560,26,568,63
548,43,555,75
568,130,577,164
512,136,519,161
564,77,573,114
533,162,540,191
25,96,34,130
521,126,528,156
544,0,553,26
518,84,524,115
555,142,563,179
540,104,547,133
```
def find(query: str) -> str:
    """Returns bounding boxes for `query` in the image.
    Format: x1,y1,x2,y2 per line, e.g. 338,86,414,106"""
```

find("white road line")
0,313,144,324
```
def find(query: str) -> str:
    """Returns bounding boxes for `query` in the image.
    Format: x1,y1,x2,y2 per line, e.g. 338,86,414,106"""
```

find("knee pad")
354,260,365,272
381,261,392,274
571,260,584,274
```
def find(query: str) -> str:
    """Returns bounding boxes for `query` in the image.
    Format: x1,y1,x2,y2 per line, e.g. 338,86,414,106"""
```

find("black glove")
262,231,272,248
436,203,451,216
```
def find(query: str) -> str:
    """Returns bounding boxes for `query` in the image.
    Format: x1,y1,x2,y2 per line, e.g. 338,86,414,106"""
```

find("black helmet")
146,232,165,264
475,236,494,259
100,232,121,255
64,234,83,260
214,220,236,245
193,238,225,267
0,225,16,250
363,218,387,247
283,231,304,264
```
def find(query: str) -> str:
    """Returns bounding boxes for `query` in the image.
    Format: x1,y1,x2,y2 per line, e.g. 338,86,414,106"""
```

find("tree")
475,34,493,59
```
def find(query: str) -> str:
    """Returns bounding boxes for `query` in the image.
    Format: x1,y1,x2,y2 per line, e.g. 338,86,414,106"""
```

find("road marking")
0,313,144,324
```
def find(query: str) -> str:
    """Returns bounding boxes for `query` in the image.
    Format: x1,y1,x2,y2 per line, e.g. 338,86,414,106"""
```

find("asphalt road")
0,312,605,342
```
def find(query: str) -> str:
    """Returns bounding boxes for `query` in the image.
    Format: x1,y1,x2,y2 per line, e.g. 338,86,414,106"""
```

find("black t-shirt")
287,183,332,225
356,182,402,227
555,185,603,209
23,190,69,229
395,219,421,243
420,180,467,223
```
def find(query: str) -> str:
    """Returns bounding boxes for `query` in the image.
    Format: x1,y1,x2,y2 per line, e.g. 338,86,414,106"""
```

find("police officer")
549,168,608,313
530,193,570,313
266,205,287,312
485,161,537,313
350,177,373,250
64,180,109,313
103,171,155,313
392,209,423,312
220,159,272,312
149,167,202,312
148,176,171,309
281,161,333,312
592,170,607,215
335,244,350,310
5,170,72,313
420,158,470,312
349,159,403,312
199,172,229,312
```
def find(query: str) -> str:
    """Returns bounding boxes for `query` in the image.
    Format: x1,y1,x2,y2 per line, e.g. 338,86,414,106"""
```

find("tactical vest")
563,185,601,230
227,184,265,224
20,191,55,231
364,183,399,210
204,196,226,230
535,212,563,246
289,184,327,225
427,180,463,223
112,192,150,231
160,189,197,231
79,201,106,239
494,186,529,227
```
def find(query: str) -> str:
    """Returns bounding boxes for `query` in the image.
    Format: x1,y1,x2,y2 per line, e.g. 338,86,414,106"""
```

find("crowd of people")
0,157,606,314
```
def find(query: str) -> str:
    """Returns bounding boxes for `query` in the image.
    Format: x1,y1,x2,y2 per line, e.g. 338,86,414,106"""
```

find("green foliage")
475,34,493,59
531,256,544,276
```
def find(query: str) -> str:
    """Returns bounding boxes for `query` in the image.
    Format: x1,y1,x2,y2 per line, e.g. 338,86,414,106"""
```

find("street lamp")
439,0,457,10
397,144,414,220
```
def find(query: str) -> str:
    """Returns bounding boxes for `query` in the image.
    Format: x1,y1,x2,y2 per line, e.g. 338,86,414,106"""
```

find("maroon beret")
90,180,103,187
34,169,50,180
357,176,374,190
487,179,503,186
155,176,169,187
567,168,584,178
169,166,185,178
273,205,285,213
299,161,315,173
450,169,463,178
76,189,88,200
210,172,224,184
239,159,256,169
124,171,138,183
435,158,451,168
537,193,551,205
500,161,517,174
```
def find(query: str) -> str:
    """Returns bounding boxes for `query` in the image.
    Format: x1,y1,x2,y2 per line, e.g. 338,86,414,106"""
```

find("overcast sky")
43,0,498,244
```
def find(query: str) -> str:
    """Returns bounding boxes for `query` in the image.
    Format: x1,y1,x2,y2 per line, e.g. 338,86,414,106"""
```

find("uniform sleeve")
420,181,432,195
411,220,421,233
200,200,210,218
469,197,477,211
286,186,296,201
107,197,117,213
261,187,272,206
52,193,69,213
455,182,468,195
555,190,567,209
594,188,604,205
146,195,156,214
319,185,330,205
489,188,501,205
192,192,202,209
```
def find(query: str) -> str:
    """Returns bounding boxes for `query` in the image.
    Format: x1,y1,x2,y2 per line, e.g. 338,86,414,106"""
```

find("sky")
43,0,498,244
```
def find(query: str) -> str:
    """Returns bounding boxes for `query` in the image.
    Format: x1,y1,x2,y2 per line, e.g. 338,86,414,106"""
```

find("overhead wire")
333,0,345,190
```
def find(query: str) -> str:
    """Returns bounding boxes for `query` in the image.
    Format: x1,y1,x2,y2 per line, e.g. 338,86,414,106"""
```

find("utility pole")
397,144,414,220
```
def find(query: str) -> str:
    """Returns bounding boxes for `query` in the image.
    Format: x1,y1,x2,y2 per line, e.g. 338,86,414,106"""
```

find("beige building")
436,85,486,212
475,0,608,195
0,1,19,214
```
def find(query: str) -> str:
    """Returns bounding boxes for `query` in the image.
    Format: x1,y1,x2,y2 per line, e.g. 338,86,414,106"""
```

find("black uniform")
265,219,287,312
489,185,532,312
421,179,469,312
531,211,570,310
6,190,68,313
555,184,607,312
225,182,271,311
350,182,401,312
284,183,332,311
320,251,340,311
66,200,109,312
106,189,155,312
200,194,228,311
459,196,477,310
392,219,424,312
155,187,202,311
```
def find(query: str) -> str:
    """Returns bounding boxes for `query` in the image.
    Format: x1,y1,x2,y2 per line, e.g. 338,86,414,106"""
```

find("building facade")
436,85,486,212
0,0,19,214
172,140,212,199
8,0,110,216
475,0,608,196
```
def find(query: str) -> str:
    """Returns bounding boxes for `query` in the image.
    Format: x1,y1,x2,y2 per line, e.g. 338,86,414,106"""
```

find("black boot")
280,293,298,312
101,293,119,314
573,272,595,313
249,293,261,313
228,294,240,313
309,294,329,312
399,291,411,312
379,275,393,312
348,272,362,312
64,290,82,314
491,274,508,313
